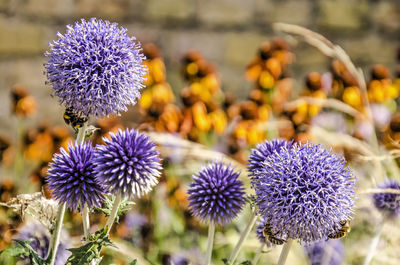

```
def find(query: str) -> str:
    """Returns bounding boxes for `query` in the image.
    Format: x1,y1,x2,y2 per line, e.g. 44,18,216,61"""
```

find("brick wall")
0,0,399,131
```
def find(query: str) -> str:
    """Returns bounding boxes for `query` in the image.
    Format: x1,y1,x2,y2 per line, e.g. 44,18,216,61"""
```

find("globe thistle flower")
305,239,344,265
250,142,356,244
248,139,292,186
44,18,147,117
16,222,70,265
187,162,246,225
373,179,400,218
93,128,162,199
47,142,105,211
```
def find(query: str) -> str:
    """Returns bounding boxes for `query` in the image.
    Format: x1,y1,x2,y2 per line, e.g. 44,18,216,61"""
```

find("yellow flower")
343,86,362,110
209,109,227,134
192,102,211,132
258,71,275,90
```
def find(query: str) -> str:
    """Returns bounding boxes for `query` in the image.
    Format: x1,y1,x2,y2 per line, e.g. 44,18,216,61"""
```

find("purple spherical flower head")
93,128,162,199
44,18,147,117
373,179,400,218
248,139,292,187
47,141,105,212
251,142,356,244
187,162,246,225
16,222,71,265
305,239,344,265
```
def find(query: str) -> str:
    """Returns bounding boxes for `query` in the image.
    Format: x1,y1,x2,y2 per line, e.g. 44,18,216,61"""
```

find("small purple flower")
311,112,347,134
44,18,147,117
47,142,105,211
370,103,391,129
305,239,345,265
250,142,356,244
373,179,400,218
93,128,162,199
248,139,292,187
16,222,70,265
187,162,246,225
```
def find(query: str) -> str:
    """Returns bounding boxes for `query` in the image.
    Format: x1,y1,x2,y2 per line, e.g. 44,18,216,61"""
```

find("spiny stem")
105,193,122,234
277,238,293,265
362,217,385,265
82,203,90,239
47,203,66,265
251,244,265,265
228,208,258,264
76,122,88,143
205,221,215,265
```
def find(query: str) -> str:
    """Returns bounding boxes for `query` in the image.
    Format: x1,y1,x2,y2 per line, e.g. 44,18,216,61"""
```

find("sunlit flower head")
251,141,356,244
47,142,105,211
94,128,162,199
187,161,246,225
44,18,146,117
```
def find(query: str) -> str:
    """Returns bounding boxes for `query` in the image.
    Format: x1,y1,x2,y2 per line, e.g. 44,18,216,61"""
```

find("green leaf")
12,239,47,265
127,259,137,265
94,195,134,223
0,242,28,258
66,228,115,265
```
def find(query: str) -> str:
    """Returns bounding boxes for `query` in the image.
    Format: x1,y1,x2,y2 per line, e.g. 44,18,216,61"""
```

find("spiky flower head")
44,18,147,117
187,162,246,225
373,179,400,218
47,141,105,211
250,141,356,244
93,128,162,199
248,139,292,186
16,222,70,265
305,239,345,265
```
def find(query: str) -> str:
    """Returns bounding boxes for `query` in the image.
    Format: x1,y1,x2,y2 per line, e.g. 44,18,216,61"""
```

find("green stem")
76,123,88,143
228,208,258,264
205,221,215,265
47,203,66,265
362,217,385,265
251,244,265,265
277,238,293,265
105,193,122,234
82,203,90,239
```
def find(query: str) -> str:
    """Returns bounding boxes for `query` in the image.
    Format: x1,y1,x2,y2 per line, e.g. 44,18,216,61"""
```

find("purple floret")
44,18,147,117
187,162,246,225
248,139,292,187
47,141,105,212
250,141,356,244
93,128,162,199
